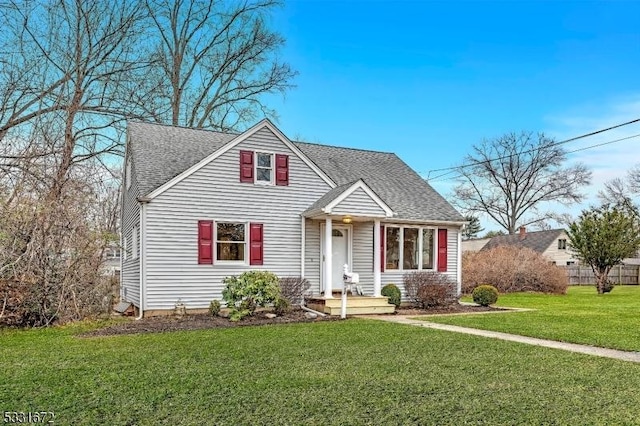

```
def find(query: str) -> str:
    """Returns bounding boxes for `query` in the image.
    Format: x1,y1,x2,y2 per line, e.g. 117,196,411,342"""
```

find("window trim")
132,225,138,260
255,151,275,185
384,225,437,272
214,221,249,264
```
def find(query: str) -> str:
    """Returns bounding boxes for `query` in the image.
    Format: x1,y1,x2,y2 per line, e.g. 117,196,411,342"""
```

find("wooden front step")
306,296,395,316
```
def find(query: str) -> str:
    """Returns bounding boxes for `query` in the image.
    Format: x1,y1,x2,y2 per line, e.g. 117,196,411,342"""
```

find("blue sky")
265,0,640,231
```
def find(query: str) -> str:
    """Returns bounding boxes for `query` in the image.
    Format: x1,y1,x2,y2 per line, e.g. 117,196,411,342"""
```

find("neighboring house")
102,243,121,277
463,227,579,265
461,237,491,252
121,120,466,316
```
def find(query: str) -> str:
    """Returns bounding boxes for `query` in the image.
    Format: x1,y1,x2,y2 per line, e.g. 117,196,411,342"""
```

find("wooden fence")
561,265,640,286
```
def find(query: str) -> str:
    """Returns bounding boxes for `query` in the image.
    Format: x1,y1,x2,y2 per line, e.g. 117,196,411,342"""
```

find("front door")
320,225,351,294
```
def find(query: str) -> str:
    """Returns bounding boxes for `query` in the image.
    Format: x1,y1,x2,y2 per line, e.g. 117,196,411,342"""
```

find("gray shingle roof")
303,181,357,215
481,229,565,253
294,142,464,222
128,122,236,196
127,121,464,223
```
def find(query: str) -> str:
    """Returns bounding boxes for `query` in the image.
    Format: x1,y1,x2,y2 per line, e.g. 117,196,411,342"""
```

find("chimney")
519,226,526,240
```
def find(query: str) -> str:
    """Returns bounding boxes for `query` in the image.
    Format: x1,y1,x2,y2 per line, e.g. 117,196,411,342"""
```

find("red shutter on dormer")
275,154,289,186
240,150,254,183
437,229,448,272
379,225,385,272
198,220,213,264
249,223,263,265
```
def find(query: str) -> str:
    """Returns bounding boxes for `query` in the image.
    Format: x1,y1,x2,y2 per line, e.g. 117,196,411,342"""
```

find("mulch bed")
81,304,503,337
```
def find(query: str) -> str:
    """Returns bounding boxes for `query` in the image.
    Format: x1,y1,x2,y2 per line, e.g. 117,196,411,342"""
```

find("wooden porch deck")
306,295,395,316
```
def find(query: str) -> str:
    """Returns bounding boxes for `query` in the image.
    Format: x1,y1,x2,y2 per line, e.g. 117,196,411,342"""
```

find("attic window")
256,153,273,184
558,239,567,250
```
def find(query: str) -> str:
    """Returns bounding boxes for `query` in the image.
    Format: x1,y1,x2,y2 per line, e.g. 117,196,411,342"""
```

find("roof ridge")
293,140,395,155
128,120,240,136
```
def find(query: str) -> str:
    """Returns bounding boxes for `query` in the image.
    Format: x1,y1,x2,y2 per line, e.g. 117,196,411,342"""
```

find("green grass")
2,319,640,425
422,285,640,352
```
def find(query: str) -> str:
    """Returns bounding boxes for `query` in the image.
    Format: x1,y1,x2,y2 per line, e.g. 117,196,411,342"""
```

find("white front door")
321,225,351,293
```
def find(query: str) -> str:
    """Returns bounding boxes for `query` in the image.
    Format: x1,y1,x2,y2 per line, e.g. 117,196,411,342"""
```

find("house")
462,227,579,265
121,120,466,316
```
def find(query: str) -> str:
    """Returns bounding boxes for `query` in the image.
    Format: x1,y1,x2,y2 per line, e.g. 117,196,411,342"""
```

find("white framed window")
123,235,127,261
215,222,247,263
132,225,138,260
255,152,273,184
386,225,436,271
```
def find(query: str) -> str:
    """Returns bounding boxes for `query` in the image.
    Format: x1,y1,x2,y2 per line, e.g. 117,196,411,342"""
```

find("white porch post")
324,217,333,298
373,219,382,297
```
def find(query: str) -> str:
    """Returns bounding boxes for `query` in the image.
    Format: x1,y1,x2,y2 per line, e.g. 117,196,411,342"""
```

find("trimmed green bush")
209,300,221,317
381,284,401,308
222,271,281,321
274,297,291,316
472,285,499,306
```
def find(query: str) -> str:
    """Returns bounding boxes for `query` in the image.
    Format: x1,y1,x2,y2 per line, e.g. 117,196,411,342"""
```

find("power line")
427,132,640,183
424,117,640,180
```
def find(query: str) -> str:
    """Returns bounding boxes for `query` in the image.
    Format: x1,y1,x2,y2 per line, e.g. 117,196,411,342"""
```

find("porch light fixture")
342,215,353,224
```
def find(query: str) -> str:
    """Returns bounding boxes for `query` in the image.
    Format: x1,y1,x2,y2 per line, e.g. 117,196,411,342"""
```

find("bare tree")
599,164,640,214
142,0,296,131
454,132,592,234
0,0,146,326
0,1,149,149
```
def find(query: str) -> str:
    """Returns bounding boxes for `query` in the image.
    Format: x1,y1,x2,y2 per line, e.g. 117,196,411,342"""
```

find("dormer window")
256,152,273,184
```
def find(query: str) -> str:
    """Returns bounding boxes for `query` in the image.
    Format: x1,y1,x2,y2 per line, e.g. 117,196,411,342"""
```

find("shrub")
602,279,615,294
209,300,221,317
278,276,311,305
462,246,568,294
403,271,458,308
381,284,401,308
222,271,281,321
274,297,291,316
472,285,499,306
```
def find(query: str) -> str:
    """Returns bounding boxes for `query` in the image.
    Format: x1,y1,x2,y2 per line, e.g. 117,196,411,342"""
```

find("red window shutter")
275,154,289,186
249,223,263,265
239,150,254,183
380,225,385,272
437,229,448,272
198,220,213,264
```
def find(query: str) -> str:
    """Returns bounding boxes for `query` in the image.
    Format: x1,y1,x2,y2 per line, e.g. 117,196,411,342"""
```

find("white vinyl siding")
143,127,332,310
121,153,141,306
331,188,386,217
304,218,321,293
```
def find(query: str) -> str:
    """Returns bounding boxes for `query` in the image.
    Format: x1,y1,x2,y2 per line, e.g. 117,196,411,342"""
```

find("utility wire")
423,117,640,180
427,132,640,183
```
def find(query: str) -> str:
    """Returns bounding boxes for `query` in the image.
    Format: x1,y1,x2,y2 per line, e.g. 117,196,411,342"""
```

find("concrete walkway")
363,315,640,363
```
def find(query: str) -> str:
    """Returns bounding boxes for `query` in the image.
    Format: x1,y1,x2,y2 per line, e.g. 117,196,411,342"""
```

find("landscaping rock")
304,312,318,319
264,313,277,319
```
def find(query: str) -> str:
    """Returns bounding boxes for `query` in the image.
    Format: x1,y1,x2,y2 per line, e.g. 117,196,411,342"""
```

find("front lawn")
422,285,640,351
2,319,640,425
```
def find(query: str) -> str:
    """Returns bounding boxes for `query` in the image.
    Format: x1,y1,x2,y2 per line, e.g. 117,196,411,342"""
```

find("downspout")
457,224,464,297
300,304,327,317
300,215,305,278
136,198,149,320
